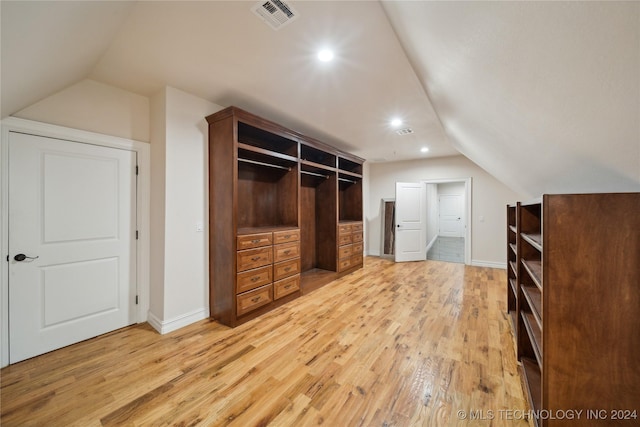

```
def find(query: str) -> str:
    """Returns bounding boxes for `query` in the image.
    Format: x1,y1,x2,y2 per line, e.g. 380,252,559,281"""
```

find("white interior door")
395,182,426,262
8,132,137,363
439,194,463,237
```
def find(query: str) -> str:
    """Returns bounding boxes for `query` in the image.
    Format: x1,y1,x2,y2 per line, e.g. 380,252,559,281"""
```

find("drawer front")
351,223,363,233
338,234,352,246
274,241,300,263
338,224,352,235
273,229,300,244
274,275,300,300
338,257,352,272
351,253,363,266
273,258,300,281
338,244,353,259
236,284,273,316
237,247,273,272
352,242,363,254
237,232,272,250
236,265,272,294
351,232,363,243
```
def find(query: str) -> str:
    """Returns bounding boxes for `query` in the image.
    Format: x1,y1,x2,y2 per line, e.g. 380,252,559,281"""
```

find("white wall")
366,155,525,267
148,86,224,332
14,79,149,142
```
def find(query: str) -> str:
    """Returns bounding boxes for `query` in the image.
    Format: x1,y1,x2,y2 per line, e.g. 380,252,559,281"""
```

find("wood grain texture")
1,258,531,426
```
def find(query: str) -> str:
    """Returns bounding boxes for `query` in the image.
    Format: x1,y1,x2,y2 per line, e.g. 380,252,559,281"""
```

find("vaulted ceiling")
2,1,639,197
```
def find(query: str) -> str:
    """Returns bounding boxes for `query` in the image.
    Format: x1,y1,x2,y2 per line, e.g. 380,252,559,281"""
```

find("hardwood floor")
1,257,530,427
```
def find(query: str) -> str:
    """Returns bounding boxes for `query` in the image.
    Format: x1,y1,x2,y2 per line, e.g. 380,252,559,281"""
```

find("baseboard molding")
471,260,507,269
426,235,438,253
367,249,380,257
147,308,209,334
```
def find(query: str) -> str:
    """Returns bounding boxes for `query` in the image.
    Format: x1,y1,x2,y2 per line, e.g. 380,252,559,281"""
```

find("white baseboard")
426,235,438,253
147,308,209,334
471,260,507,269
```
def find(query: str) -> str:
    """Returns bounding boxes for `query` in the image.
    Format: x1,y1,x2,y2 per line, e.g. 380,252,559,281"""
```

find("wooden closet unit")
207,107,364,327
506,193,640,427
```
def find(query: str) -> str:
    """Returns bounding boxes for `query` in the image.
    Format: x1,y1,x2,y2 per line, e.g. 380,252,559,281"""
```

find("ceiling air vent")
395,128,414,136
252,0,299,31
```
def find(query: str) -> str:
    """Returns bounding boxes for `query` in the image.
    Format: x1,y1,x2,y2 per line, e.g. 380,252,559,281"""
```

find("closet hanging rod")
301,170,328,179
238,158,291,171
338,177,357,184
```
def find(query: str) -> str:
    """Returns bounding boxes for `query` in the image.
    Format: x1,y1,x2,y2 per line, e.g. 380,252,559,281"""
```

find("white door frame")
0,117,150,367
423,178,472,265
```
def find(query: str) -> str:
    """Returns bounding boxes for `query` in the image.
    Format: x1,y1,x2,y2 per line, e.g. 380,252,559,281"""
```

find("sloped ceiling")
382,1,640,196
2,1,639,197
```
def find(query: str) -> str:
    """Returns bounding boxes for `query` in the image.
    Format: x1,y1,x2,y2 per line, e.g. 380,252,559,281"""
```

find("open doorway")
424,179,471,264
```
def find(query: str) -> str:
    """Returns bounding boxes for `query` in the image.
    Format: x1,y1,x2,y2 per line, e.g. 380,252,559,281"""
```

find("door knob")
14,254,39,262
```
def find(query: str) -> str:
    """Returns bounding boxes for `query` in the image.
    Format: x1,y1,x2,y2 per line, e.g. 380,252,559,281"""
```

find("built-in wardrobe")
206,107,364,327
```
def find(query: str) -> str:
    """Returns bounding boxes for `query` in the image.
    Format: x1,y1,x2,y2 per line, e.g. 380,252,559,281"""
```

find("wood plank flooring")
1,257,531,426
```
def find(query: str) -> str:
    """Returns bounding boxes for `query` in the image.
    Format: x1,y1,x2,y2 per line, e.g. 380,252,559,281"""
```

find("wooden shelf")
337,169,362,179
237,142,297,164
521,310,542,369
300,159,336,172
521,233,542,251
509,261,518,277
521,285,542,329
509,225,517,234
509,243,517,255
521,259,542,290
237,225,298,235
509,278,518,297
520,358,541,427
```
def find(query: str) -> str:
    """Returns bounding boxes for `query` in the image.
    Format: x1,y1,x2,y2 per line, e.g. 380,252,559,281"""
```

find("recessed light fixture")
420,147,429,153
390,118,403,127
317,49,334,62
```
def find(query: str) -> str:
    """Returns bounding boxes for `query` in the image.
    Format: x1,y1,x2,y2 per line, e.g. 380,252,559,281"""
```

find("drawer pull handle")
284,267,291,271
283,235,291,239
284,284,292,289
251,277,259,282
251,296,261,303
251,256,261,261
251,239,261,244
283,250,291,255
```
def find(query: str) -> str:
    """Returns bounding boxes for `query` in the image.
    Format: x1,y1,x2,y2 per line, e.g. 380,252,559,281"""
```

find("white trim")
147,308,209,335
426,234,438,253
0,117,150,367
472,260,507,269
421,177,472,265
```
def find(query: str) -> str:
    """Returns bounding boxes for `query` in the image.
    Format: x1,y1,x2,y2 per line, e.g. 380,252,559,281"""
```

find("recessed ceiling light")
420,147,429,153
317,49,334,62
391,118,403,127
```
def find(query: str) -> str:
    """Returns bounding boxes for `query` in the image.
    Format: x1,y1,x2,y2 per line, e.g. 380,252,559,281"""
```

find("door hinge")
136,165,139,175
135,295,139,305
136,230,139,240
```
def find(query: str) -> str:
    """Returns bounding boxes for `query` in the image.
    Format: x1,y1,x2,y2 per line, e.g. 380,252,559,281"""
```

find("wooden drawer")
351,253,363,266
352,242,363,254
274,241,299,263
351,223,363,233
338,233,352,246
274,275,300,300
236,284,272,316
338,257,352,272
351,232,363,243
338,224,352,235
237,247,273,272
273,258,300,281
338,244,353,259
273,229,300,244
237,232,272,250
236,265,272,294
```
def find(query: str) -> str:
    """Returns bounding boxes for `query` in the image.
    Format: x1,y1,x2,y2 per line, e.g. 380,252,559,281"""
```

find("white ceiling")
2,1,639,197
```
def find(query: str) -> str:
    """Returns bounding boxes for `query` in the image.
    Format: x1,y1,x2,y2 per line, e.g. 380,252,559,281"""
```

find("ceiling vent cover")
395,128,414,135
252,0,299,30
